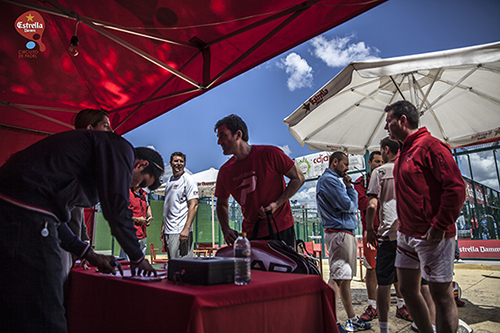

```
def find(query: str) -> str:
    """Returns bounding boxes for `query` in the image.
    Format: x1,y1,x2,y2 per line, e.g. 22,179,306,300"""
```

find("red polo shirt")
394,128,466,238
129,188,148,239
354,175,380,233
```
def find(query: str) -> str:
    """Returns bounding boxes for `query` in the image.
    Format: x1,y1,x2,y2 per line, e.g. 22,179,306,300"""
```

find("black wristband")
132,255,145,265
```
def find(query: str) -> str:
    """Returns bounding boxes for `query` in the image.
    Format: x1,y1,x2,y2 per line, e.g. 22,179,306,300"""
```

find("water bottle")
234,232,251,285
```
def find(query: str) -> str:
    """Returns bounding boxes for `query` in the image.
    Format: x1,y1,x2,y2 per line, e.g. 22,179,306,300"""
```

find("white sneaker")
411,322,436,333
458,319,473,333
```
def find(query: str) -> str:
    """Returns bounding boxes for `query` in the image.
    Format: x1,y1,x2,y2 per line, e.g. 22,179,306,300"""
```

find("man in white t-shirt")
366,137,410,333
162,152,199,259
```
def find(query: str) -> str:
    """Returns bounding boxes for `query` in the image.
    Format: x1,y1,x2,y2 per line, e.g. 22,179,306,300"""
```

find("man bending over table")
0,130,163,333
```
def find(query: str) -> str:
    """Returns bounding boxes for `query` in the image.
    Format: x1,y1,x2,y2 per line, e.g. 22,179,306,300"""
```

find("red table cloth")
67,268,338,333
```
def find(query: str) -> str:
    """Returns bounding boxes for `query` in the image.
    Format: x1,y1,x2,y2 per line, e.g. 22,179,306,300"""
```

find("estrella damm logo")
15,11,46,54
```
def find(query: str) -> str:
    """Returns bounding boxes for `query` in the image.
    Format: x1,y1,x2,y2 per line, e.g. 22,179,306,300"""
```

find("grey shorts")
326,231,357,280
165,232,194,259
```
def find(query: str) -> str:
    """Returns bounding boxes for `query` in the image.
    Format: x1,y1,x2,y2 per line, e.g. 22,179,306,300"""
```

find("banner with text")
458,239,500,259
295,152,365,181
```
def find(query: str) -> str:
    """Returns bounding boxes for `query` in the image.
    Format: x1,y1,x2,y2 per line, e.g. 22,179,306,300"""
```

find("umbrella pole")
211,196,215,248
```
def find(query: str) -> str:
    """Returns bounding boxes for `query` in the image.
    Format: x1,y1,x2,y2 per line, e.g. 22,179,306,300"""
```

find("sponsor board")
15,11,46,56
295,152,365,180
465,180,486,205
458,239,500,259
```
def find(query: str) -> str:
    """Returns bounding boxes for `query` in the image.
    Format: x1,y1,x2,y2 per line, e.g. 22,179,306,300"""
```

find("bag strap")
266,211,282,241
249,211,281,241
249,218,261,240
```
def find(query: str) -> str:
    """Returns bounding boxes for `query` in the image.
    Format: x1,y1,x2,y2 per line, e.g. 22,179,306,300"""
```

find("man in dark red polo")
120,187,152,260
384,100,465,333
354,151,383,321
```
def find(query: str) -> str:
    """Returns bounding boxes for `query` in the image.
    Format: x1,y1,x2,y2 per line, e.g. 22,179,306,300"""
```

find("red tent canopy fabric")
0,0,385,164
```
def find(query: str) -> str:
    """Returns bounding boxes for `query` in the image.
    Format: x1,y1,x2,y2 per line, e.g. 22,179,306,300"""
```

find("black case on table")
167,257,235,285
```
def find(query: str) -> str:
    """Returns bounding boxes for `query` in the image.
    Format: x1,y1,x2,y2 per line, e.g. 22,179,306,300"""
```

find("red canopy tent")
0,0,386,164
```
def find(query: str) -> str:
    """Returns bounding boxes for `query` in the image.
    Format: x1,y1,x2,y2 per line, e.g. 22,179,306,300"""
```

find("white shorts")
326,231,357,280
395,231,454,283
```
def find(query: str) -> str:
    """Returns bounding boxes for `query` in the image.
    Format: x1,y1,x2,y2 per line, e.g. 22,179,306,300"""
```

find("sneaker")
396,304,413,322
345,317,372,332
411,322,437,333
359,305,378,321
458,319,473,333
337,322,348,333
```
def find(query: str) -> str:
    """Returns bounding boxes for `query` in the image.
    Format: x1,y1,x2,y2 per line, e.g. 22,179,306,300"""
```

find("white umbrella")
284,41,500,154
192,168,219,247
191,168,218,197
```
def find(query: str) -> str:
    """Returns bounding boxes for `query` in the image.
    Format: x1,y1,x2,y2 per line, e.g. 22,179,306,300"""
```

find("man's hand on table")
85,249,124,276
130,259,157,277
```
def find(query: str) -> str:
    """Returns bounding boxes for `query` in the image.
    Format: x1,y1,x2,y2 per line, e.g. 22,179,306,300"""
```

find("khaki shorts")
395,231,454,283
326,231,357,280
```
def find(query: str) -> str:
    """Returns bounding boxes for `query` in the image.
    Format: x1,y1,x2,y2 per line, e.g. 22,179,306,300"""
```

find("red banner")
458,239,500,259
465,181,485,204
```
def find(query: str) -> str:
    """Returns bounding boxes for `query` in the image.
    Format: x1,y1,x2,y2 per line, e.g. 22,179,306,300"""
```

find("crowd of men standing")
317,100,465,333
0,100,465,333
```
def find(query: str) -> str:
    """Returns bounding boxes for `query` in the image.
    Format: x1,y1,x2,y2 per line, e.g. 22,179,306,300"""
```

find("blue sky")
124,0,500,203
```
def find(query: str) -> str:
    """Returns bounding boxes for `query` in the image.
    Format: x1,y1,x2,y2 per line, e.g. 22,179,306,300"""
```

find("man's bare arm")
216,196,238,245
366,195,379,249
179,198,198,243
260,163,305,217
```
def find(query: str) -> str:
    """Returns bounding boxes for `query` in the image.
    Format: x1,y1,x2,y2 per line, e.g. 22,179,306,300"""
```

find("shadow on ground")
458,299,500,326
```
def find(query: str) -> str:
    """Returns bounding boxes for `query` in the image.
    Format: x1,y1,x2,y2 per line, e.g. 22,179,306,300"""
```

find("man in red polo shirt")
214,114,305,248
354,151,383,321
120,187,152,259
384,100,465,333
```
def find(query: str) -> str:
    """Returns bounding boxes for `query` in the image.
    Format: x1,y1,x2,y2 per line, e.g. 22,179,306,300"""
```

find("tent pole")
211,196,215,248
494,149,500,190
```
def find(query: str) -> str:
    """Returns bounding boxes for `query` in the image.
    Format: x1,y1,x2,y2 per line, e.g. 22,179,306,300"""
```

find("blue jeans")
119,237,147,261
0,200,67,333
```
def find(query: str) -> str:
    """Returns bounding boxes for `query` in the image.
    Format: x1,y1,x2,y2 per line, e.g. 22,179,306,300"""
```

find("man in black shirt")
0,129,164,333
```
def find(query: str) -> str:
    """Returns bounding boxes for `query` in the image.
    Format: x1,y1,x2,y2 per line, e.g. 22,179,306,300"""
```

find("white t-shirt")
163,173,199,234
367,162,398,240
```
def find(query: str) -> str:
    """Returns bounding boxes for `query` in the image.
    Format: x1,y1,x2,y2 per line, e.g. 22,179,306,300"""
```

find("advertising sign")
15,11,46,57
458,239,500,259
465,181,485,204
295,152,365,181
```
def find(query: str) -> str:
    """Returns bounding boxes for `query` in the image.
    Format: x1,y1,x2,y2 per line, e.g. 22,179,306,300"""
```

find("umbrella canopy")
0,0,385,164
284,41,500,154
154,167,218,196
191,167,218,197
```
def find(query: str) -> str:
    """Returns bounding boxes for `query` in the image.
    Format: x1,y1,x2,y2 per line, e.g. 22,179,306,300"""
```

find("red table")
67,268,338,333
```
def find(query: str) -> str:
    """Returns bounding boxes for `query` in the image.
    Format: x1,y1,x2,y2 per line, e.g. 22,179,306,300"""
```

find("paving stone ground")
320,260,500,333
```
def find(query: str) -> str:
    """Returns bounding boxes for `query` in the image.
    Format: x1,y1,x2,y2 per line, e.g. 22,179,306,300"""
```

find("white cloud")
459,151,500,190
310,34,380,68
277,52,313,91
291,181,318,208
278,144,292,156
